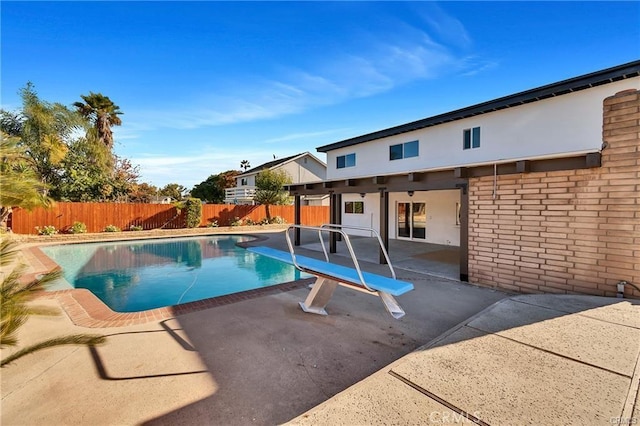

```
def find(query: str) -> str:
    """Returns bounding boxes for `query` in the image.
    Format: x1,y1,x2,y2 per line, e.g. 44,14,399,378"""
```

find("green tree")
73,92,122,149
0,133,53,227
254,169,292,221
1,239,106,367
191,175,223,203
53,138,110,201
191,170,239,204
0,83,84,188
159,183,188,201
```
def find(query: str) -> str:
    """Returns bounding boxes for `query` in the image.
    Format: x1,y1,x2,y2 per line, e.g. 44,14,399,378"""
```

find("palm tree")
1,239,106,367
0,133,53,227
73,92,122,148
240,160,250,172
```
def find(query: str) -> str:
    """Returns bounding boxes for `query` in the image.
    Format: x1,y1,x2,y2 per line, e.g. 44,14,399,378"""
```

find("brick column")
468,89,639,298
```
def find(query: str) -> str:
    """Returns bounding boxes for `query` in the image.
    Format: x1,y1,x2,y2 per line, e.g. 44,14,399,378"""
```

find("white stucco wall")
339,189,460,246
341,193,380,236
236,174,256,187
279,156,327,184
326,79,639,180
388,190,460,245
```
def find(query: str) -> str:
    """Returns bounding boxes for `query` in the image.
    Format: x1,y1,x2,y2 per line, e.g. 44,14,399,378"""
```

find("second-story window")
463,127,481,150
390,140,419,160
241,178,247,186
337,153,356,169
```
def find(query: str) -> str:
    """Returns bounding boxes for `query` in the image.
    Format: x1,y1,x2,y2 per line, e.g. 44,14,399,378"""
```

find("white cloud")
124,11,477,133
417,3,472,49
130,147,327,188
263,128,351,144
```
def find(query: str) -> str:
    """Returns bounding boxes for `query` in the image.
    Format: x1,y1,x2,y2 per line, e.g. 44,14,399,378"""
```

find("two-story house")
287,60,640,298
224,152,328,205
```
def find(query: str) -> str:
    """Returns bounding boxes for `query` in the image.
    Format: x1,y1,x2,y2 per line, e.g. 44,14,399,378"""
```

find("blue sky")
2,1,638,189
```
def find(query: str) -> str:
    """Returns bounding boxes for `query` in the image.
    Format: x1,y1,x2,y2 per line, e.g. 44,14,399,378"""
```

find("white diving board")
247,224,414,319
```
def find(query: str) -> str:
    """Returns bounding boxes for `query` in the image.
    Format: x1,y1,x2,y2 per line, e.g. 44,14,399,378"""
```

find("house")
224,152,328,205
286,60,640,299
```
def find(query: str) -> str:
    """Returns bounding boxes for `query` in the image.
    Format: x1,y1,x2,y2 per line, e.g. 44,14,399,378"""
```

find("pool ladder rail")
283,224,412,319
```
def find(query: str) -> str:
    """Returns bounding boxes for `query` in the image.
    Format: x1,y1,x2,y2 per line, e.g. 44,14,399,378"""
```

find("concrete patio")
2,229,638,425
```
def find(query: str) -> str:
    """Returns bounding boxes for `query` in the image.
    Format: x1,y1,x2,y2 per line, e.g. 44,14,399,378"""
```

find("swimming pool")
40,235,309,312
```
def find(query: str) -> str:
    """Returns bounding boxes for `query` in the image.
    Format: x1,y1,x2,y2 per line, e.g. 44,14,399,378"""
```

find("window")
337,153,356,169
390,140,419,160
241,178,247,186
463,127,481,150
345,201,364,214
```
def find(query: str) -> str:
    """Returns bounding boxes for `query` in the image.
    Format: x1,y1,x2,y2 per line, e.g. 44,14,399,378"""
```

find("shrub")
270,216,286,224
207,220,218,228
245,218,256,226
230,217,243,227
36,225,57,236
69,221,87,234
129,225,143,231
259,218,270,225
104,225,121,232
184,197,202,228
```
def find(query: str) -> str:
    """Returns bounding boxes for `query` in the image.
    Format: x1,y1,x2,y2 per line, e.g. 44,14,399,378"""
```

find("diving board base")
299,277,339,316
298,277,407,319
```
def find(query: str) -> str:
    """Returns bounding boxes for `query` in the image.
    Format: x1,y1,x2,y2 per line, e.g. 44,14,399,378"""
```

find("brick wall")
468,89,640,299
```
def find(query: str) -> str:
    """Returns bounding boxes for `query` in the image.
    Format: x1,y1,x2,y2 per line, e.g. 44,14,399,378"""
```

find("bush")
104,225,120,232
129,225,143,231
270,216,286,224
207,220,218,228
245,218,256,226
69,221,87,234
230,217,243,227
259,218,270,225
35,225,57,236
184,197,202,228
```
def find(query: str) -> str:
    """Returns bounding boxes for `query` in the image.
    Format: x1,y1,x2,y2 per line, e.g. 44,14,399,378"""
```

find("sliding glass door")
397,202,426,240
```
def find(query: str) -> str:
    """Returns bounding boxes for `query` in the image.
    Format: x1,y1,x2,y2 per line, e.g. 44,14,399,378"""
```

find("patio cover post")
458,184,469,281
329,193,337,253
294,195,301,246
335,193,342,241
379,189,389,264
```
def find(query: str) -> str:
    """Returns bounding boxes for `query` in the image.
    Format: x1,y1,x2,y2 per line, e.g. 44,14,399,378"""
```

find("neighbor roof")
317,60,640,153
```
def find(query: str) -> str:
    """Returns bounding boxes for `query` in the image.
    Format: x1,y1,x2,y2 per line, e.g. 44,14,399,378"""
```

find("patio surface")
2,229,638,425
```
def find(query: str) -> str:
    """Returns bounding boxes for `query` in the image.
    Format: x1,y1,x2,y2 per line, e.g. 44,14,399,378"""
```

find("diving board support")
379,292,405,320
300,278,406,319
298,277,339,316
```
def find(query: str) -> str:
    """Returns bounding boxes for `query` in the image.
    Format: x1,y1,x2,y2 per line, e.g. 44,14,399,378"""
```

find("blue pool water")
40,236,309,312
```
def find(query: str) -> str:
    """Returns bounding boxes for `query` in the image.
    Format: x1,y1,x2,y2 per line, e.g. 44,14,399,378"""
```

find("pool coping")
20,232,314,328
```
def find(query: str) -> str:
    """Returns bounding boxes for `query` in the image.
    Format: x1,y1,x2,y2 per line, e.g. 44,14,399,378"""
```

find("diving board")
247,224,414,319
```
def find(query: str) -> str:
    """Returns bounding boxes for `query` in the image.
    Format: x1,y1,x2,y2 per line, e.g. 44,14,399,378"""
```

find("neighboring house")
224,152,328,205
287,60,640,298
149,196,173,204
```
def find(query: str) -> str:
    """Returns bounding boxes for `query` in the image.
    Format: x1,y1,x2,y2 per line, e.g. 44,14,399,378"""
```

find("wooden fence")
8,202,329,234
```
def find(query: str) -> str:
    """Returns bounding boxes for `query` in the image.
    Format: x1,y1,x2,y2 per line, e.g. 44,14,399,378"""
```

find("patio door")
397,202,426,240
